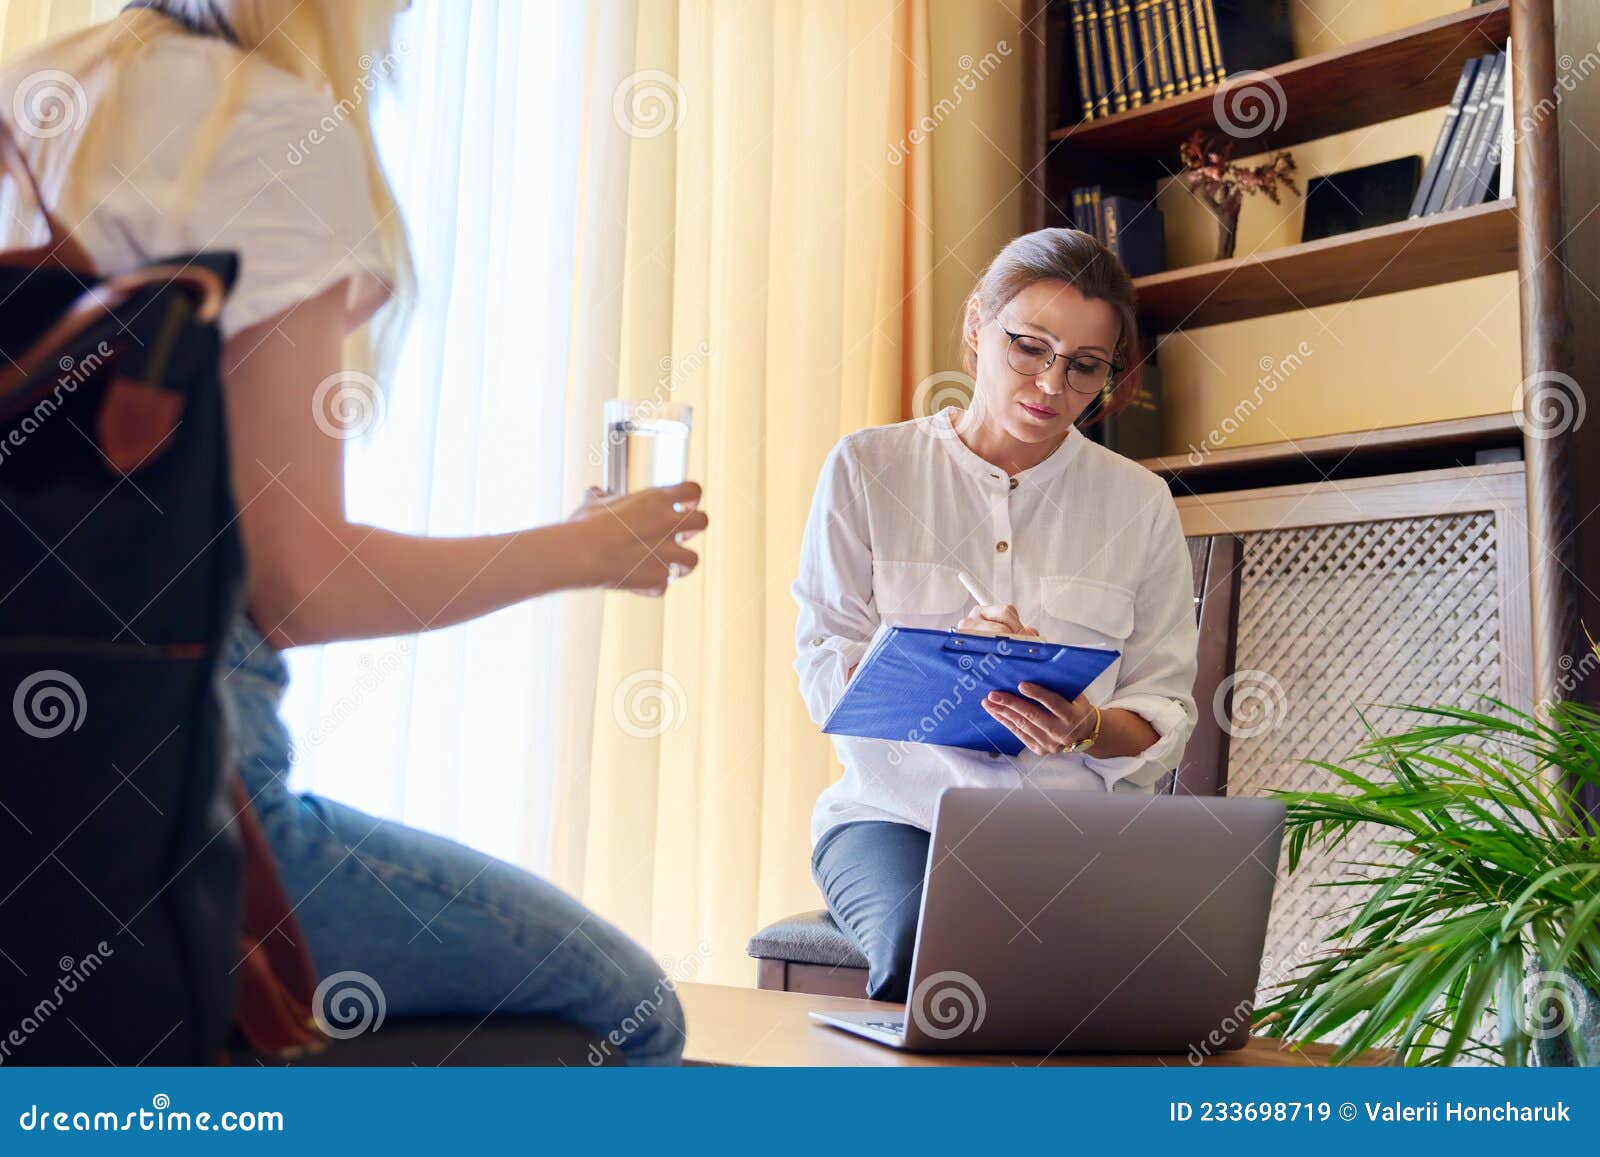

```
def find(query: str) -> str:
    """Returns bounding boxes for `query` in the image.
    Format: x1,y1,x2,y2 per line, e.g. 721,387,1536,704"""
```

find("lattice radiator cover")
1228,511,1512,1010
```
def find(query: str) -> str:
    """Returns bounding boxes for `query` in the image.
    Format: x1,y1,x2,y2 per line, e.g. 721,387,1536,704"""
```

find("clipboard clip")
941,632,1052,661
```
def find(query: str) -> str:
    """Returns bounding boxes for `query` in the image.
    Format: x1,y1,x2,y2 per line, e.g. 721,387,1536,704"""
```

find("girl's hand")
983,681,1095,756
954,603,1040,638
567,482,709,595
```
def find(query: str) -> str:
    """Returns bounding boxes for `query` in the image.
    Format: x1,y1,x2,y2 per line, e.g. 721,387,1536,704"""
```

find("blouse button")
995,540,1009,553
1008,476,1018,491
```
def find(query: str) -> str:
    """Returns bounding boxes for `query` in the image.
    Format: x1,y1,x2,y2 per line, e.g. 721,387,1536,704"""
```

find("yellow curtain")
552,0,933,985
0,0,119,49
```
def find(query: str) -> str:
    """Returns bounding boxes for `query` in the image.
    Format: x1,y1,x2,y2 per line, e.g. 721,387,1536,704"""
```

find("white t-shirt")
4,32,389,340
795,410,1200,845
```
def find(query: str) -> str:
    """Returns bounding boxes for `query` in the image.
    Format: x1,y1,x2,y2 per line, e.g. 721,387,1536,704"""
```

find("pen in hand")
957,571,995,607
955,572,1038,639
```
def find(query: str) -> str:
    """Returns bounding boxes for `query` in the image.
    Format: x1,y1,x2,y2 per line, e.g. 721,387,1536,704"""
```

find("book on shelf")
1425,52,1489,214
1136,0,1175,101
1085,0,1112,117
1103,196,1168,277
1409,47,1511,219
1498,38,1514,200
1440,51,1503,210
1100,0,1128,113
1209,0,1294,76
1160,1,1193,95
1069,1,1096,120
1408,55,1478,218
1110,0,1148,110
1069,184,1168,278
1189,0,1221,86
1175,0,1206,92
1455,49,1508,209
1067,0,1292,121
1301,157,1423,243
1085,355,1163,460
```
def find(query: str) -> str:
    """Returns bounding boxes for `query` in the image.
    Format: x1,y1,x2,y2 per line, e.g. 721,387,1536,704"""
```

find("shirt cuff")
802,633,874,721
1081,693,1195,790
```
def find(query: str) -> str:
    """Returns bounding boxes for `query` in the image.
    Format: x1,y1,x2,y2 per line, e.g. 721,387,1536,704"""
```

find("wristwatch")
1063,704,1102,754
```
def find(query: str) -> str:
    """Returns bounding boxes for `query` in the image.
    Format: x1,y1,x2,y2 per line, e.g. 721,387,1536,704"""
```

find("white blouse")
794,408,1200,845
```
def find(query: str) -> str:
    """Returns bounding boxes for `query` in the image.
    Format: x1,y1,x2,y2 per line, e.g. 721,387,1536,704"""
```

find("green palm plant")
1254,693,1600,1066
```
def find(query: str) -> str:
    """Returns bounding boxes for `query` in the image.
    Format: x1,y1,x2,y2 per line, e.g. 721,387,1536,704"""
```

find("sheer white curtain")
280,0,598,871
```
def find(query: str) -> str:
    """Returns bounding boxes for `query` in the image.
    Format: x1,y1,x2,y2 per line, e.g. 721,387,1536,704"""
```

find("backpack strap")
230,775,327,1059
0,116,96,270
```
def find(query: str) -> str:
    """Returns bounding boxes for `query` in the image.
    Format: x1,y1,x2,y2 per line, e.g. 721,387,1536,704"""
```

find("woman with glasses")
793,228,1199,1001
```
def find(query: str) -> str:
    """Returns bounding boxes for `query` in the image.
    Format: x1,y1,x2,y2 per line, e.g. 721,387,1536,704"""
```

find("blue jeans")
222,618,684,1065
812,820,931,1002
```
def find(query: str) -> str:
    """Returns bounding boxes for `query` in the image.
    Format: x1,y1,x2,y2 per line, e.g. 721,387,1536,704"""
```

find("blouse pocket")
1039,576,1136,690
872,560,968,629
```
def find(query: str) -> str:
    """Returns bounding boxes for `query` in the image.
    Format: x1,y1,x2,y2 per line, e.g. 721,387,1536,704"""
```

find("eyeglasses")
998,324,1119,396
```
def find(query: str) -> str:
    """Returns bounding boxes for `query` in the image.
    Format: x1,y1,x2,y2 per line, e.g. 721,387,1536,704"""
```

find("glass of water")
602,399,693,495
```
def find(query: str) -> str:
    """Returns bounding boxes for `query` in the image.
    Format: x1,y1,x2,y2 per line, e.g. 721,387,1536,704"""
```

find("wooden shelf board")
1132,197,1517,332
1139,413,1520,483
1048,1,1509,161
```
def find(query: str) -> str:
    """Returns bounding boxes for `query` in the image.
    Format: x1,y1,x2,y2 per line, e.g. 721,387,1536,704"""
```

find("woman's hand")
954,603,1040,638
983,682,1096,756
566,482,709,595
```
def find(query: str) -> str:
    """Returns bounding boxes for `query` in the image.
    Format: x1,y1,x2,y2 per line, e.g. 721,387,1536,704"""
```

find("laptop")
810,788,1285,1055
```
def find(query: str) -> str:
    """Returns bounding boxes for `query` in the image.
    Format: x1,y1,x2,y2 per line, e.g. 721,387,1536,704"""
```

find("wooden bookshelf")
1134,197,1518,332
1047,1,1509,170
1020,0,1523,455
1138,413,1521,493
1018,0,1597,717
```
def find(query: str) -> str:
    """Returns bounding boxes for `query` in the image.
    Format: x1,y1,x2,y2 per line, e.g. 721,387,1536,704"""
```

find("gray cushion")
746,909,868,968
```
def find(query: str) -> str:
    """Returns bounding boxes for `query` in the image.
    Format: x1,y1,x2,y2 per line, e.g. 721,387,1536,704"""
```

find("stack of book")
1408,43,1513,219
1066,0,1294,121
1069,184,1168,278
1085,357,1162,459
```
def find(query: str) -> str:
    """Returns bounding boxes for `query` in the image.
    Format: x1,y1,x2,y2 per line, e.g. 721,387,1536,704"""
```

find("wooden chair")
747,534,1245,996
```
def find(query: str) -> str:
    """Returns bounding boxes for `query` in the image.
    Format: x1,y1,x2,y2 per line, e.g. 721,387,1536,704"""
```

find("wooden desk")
678,982,1370,1067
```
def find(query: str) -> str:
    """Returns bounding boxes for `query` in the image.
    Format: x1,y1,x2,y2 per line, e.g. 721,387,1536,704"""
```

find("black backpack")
0,121,245,1064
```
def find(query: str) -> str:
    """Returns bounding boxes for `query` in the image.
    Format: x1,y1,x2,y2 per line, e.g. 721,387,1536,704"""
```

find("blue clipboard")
821,627,1120,756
